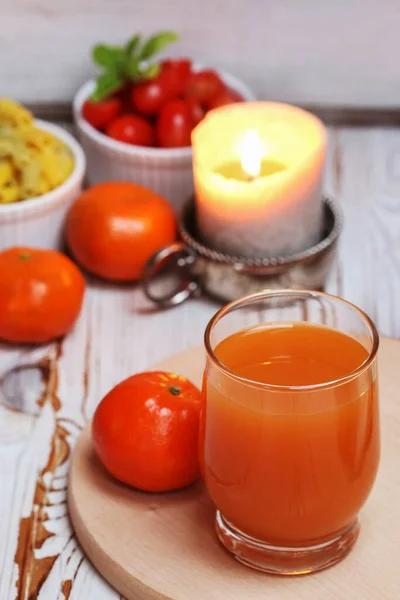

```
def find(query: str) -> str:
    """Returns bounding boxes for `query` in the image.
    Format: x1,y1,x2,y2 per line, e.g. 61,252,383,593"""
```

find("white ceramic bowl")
0,120,86,251
73,67,256,212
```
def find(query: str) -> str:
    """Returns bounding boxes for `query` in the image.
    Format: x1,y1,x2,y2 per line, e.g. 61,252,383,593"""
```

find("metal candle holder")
142,196,342,308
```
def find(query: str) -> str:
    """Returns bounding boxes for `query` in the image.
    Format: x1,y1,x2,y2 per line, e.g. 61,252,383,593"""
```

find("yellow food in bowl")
0,99,75,204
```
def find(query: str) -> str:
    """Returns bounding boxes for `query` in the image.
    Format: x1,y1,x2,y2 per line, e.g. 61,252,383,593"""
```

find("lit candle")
192,102,327,258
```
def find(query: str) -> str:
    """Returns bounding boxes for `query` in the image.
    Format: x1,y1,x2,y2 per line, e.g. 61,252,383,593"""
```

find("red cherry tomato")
82,98,121,130
115,83,135,113
162,58,192,77
131,73,178,116
208,89,244,109
161,58,192,95
185,96,206,126
157,99,194,148
106,115,154,146
185,70,225,105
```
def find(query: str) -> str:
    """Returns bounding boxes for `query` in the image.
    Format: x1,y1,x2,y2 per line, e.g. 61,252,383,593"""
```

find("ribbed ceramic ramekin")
73,67,256,212
0,120,86,251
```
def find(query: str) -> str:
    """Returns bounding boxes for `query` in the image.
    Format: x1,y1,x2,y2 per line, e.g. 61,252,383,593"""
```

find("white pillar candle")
191,102,327,258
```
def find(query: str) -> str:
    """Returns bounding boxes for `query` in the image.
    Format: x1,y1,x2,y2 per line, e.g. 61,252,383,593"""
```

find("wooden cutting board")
68,340,400,600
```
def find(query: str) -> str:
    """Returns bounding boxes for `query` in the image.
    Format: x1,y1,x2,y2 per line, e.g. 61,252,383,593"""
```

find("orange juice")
202,322,380,546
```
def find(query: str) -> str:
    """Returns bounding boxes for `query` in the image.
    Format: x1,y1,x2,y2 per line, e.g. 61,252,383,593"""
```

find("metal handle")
142,242,201,308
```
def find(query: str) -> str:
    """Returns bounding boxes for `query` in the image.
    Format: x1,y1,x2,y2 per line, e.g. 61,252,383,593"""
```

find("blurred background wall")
1,0,400,107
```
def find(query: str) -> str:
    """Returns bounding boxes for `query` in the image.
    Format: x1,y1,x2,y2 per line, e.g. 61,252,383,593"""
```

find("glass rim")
204,289,380,392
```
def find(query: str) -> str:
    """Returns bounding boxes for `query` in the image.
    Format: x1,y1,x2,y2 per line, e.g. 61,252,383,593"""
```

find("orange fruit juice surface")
202,322,380,546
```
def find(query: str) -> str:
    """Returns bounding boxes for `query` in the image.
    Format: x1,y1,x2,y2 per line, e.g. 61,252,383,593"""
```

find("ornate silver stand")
142,196,342,308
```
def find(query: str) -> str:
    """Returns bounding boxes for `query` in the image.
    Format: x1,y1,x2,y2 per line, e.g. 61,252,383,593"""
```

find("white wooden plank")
2,0,400,106
331,128,400,336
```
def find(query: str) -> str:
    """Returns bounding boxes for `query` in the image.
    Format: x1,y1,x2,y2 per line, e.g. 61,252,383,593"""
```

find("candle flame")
240,131,262,179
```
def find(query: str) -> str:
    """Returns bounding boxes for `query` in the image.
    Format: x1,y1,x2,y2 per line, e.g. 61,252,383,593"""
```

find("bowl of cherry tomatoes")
73,59,255,211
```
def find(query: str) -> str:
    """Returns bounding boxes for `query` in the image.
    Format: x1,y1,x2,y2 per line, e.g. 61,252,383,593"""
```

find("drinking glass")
201,290,380,575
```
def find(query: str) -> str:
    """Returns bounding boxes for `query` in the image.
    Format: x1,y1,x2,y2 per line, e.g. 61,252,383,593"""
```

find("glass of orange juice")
201,289,380,575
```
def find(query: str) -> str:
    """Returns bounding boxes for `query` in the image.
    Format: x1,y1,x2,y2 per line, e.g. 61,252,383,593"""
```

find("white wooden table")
1,126,400,599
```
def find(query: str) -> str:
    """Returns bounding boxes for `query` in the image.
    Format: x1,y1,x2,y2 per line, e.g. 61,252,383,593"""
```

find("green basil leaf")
124,57,141,79
139,31,179,61
138,63,160,81
125,34,141,57
92,44,124,68
90,71,124,102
